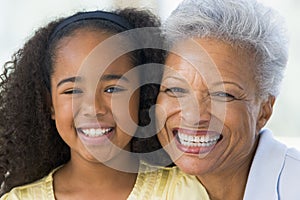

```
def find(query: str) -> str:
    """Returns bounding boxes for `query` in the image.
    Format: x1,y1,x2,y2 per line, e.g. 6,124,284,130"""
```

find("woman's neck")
198,140,259,200
198,164,250,200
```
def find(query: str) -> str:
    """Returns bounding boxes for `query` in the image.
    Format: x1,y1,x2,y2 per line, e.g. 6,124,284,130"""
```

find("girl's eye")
210,92,236,102
164,87,188,97
63,89,83,95
104,86,126,93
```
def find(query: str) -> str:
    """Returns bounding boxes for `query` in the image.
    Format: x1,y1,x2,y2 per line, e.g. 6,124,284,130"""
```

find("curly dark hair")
0,8,167,195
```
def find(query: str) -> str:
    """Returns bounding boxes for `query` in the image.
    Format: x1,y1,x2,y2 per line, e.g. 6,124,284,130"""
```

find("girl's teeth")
177,132,220,147
81,128,112,137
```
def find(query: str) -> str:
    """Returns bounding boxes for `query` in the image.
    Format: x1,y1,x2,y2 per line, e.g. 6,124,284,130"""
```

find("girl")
0,8,207,200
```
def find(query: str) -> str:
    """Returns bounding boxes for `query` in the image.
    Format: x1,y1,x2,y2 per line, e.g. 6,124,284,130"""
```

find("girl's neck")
53,150,139,200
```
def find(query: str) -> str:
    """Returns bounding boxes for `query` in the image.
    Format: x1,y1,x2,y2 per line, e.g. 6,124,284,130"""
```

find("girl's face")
156,38,273,176
50,29,140,164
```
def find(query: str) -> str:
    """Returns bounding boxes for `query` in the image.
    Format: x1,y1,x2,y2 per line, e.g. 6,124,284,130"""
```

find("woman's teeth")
81,128,112,137
177,132,220,147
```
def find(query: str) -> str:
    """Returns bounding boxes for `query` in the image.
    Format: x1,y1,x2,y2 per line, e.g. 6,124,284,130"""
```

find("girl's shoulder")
127,161,210,200
0,166,62,200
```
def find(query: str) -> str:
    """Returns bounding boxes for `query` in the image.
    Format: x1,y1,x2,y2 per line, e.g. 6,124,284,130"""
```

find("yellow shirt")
1,162,209,200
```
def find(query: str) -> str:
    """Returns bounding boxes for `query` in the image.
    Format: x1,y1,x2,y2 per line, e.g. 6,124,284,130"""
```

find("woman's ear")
257,95,275,130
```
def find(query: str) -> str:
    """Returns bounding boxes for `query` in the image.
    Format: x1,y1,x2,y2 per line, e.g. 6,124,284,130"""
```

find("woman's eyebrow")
212,81,244,90
162,75,189,84
57,76,82,88
100,74,129,82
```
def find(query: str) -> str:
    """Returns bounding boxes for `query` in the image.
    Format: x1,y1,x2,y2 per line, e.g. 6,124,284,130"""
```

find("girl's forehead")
54,29,134,66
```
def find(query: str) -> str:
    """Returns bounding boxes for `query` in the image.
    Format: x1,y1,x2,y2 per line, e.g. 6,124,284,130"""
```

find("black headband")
45,10,134,92
49,10,134,42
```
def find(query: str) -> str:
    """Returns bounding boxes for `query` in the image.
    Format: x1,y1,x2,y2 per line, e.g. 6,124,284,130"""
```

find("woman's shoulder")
272,146,300,200
286,147,300,161
127,161,209,200
0,167,61,200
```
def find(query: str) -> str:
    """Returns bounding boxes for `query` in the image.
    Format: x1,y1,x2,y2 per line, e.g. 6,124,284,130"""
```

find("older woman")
156,0,300,199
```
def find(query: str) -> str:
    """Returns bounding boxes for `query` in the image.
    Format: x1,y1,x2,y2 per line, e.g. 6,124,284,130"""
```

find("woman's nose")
180,92,226,131
180,93,211,127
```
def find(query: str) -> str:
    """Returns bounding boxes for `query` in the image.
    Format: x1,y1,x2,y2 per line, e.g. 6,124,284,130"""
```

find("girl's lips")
172,128,223,154
76,121,113,129
79,127,113,137
77,127,114,146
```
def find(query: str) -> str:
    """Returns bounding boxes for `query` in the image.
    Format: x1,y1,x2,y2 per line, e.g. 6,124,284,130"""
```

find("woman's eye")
63,89,83,95
104,86,126,93
164,87,188,97
210,92,236,102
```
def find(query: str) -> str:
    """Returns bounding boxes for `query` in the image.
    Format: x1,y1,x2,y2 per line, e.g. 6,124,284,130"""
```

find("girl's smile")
51,29,139,163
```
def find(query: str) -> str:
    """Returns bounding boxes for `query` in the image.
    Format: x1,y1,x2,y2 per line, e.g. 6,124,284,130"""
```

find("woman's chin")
173,154,211,176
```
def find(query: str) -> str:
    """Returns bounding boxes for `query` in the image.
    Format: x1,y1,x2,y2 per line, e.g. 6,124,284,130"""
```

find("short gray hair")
163,0,289,98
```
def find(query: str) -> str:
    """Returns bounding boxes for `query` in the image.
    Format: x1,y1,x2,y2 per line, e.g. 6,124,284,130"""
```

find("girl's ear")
51,106,55,120
46,90,55,120
256,95,275,131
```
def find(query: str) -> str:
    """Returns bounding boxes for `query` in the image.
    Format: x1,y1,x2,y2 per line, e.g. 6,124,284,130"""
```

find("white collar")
243,129,287,200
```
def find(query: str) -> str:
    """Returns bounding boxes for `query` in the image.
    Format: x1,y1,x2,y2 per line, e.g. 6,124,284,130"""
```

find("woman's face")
156,38,273,175
50,29,140,164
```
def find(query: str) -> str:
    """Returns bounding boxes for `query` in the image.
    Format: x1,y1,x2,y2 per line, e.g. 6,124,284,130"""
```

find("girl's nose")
80,92,108,118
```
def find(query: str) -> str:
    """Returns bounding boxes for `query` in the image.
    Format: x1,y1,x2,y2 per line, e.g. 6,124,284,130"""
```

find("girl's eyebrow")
56,74,129,88
57,76,82,88
100,74,129,82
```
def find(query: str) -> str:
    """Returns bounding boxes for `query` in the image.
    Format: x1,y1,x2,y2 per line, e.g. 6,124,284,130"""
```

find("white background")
1,0,299,148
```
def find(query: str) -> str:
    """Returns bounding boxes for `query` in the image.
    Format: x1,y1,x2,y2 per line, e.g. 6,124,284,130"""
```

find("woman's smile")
172,128,222,154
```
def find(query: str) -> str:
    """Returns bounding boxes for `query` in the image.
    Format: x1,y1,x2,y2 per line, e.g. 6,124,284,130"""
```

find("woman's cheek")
155,101,168,136
156,96,180,143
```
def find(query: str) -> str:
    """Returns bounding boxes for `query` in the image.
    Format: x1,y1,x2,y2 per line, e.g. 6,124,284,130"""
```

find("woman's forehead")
164,39,255,89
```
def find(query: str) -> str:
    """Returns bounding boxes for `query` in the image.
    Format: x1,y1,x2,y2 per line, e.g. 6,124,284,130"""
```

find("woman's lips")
172,128,222,154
